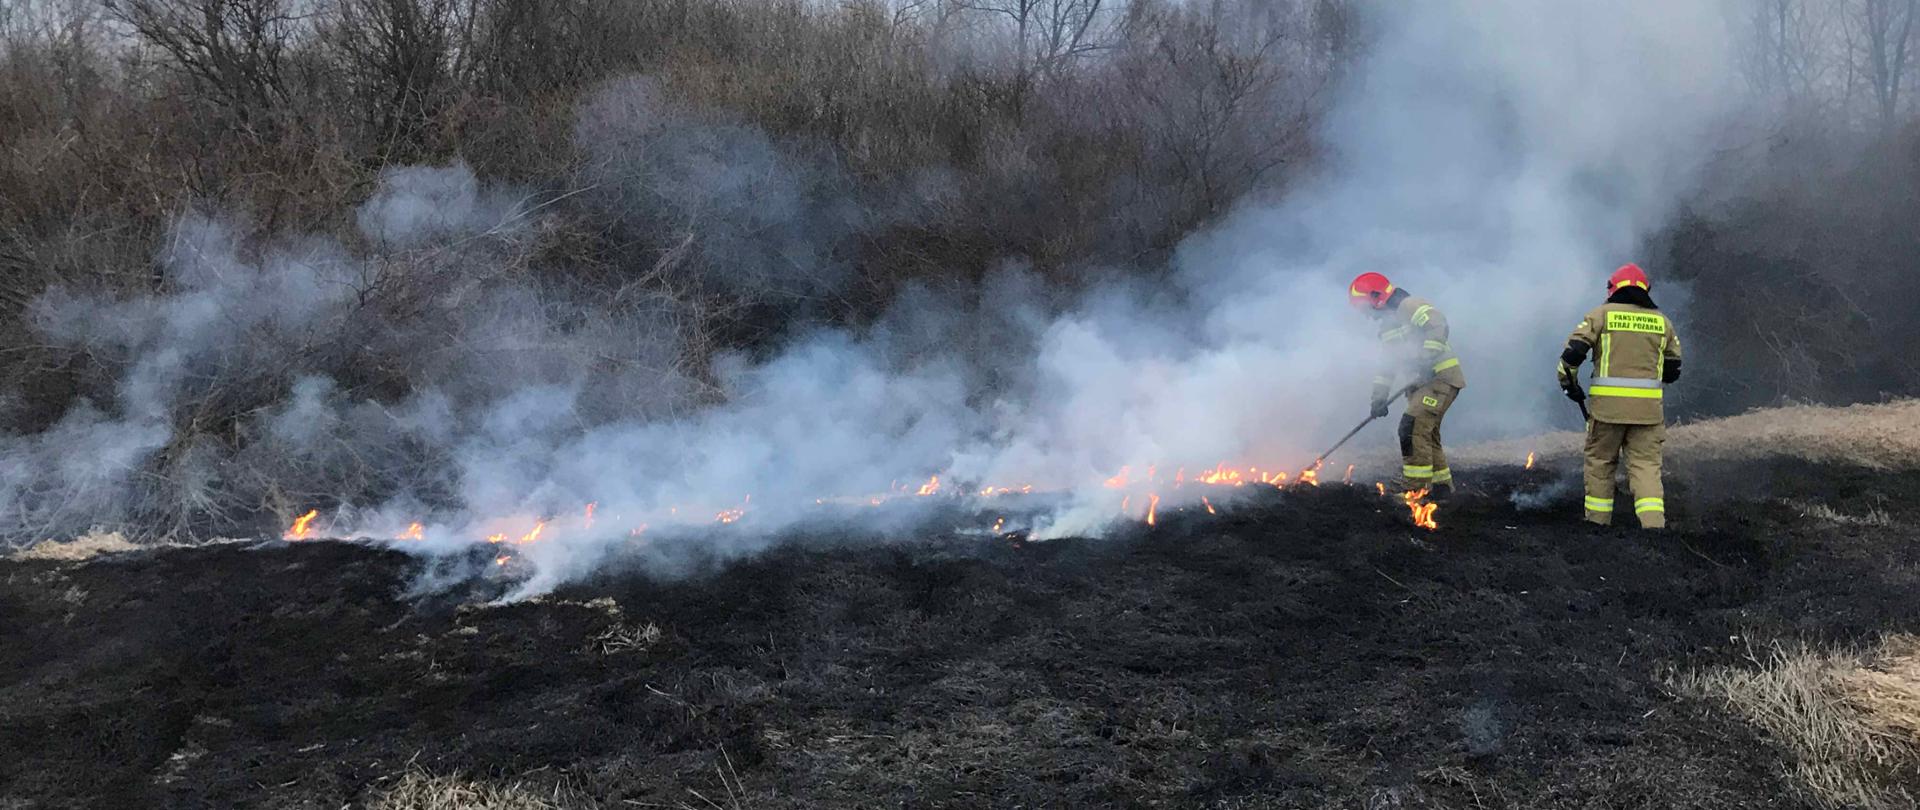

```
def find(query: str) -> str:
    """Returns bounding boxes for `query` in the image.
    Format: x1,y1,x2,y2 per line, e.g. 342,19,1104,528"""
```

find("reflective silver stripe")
1592,376,1661,389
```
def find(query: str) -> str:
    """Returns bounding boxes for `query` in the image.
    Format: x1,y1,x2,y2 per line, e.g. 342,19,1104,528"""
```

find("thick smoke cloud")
1175,0,1739,439
2,1,1747,595
964,0,1743,532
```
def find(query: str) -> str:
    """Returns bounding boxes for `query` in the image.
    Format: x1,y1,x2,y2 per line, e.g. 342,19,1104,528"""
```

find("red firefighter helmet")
1607,263,1650,294
1348,272,1395,311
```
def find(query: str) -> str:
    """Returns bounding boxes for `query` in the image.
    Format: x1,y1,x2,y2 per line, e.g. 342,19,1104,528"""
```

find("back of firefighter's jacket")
1566,302,1682,425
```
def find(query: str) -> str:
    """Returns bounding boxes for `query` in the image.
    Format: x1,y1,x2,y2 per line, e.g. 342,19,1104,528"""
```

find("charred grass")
5,460,1920,807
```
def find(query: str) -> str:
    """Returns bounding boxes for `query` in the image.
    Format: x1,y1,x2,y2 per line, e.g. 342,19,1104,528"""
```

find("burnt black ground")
5,460,1920,809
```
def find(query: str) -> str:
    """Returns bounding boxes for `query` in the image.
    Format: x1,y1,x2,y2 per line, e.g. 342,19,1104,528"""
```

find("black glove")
1563,383,1586,403
1370,398,1391,419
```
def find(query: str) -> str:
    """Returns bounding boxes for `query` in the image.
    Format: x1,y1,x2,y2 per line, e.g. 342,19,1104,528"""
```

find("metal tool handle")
1315,383,1420,465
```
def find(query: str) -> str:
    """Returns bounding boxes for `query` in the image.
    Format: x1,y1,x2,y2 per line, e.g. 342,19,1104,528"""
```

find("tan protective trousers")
1398,381,1459,490
1583,420,1666,528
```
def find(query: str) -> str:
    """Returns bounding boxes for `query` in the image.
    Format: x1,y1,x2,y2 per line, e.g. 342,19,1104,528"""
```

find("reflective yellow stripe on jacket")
1590,375,1662,400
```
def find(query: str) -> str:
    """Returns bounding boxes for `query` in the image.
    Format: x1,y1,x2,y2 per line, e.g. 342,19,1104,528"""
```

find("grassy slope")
1449,399,1920,471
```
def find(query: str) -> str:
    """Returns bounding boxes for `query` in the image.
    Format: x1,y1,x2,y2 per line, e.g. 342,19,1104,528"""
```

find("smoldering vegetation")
1,0,1346,547
0,0,1918,561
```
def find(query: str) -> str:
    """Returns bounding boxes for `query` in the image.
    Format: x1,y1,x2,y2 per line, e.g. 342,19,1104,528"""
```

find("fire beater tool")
1314,383,1419,467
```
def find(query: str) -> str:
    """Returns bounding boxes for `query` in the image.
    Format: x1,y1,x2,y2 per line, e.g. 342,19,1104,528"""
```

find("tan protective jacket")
1560,303,1682,425
1373,294,1466,400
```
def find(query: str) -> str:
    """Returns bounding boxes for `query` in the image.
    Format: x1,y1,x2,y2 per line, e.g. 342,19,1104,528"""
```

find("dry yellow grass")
1675,635,1920,809
1448,399,1920,470
372,769,586,810
1839,636,1920,752
8,530,139,562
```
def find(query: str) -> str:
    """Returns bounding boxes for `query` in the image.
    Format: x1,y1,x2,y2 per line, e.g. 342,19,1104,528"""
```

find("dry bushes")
1675,635,1920,809
0,0,1344,543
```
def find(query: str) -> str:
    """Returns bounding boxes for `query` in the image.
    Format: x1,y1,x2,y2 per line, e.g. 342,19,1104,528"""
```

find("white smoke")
2,1,1751,595
1174,0,1739,437
963,0,1744,533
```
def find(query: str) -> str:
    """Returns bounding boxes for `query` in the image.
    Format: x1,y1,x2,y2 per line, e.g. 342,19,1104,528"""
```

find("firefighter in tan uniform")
1557,264,1683,528
1348,272,1466,499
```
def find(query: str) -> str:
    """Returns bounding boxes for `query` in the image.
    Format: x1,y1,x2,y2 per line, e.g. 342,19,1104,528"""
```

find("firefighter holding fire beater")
1348,272,1466,499
1557,263,1683,529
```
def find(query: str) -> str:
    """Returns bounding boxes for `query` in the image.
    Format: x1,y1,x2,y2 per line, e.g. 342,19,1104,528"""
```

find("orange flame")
992,516,1005,533
398,522,425,541
1145,493,1161,526
494,554,511,567
1300,469,1319,487
1197,463,1243,486
916,476,941,496
1344,464,1355,484
1202,496,1216,515
584,502,596,528
1376,482,1387,496
1105,466,1132,489
517,521,547,545
1525,451,1536,470
284,510,319,540
714,495,752,524
1403,489,1439,530
485,533,506,544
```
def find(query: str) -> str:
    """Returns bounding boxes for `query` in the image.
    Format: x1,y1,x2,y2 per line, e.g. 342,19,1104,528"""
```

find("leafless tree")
104,0,306,127
1852,0,1918,127
322,0,459,152
1743,0,1826,102
1115,0,1322,221
955,0,1116,87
